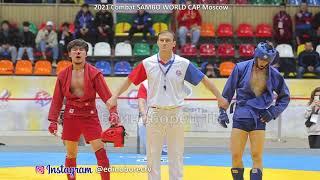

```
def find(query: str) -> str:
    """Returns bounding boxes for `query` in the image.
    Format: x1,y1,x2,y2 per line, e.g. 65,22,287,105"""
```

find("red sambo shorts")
61,107,102,143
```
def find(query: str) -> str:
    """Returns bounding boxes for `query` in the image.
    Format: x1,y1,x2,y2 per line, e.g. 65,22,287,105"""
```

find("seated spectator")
127,9,154,43
204,63,217,78
297,41,320,78
17,21,35,62
177,0,202,47
0,20,18,63
94,8,114,47
58,22,73,59
35,21,59,65
273,3,293,45
74,3,95,44
295,2,313,45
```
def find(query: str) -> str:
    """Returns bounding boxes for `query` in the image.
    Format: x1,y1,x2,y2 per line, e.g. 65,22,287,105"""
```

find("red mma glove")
101,125,126,148
48,121,58,135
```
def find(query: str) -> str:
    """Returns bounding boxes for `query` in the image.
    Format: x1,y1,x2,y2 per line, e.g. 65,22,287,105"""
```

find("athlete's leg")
249,130,265,180
230,128,249,180
65,140,79,180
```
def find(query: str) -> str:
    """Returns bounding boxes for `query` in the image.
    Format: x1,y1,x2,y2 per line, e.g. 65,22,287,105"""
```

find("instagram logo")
35,166,45,174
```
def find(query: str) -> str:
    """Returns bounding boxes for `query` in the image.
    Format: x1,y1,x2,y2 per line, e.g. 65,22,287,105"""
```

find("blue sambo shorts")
232,118,266,132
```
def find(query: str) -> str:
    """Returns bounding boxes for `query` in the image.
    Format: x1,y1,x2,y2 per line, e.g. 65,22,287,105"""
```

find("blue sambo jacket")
222,59,290,122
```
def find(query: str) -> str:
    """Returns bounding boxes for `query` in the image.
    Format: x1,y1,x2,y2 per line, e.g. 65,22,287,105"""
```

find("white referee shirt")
128,53,204,108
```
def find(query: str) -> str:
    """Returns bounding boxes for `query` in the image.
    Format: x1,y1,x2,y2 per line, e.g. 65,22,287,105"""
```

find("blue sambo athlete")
217,42,290,180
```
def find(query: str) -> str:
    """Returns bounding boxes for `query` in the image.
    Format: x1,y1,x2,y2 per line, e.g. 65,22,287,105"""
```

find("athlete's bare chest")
70,70,84,97
250,67,267,97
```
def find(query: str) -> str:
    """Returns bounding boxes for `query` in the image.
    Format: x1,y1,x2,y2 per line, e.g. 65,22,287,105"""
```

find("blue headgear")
254,42,277,63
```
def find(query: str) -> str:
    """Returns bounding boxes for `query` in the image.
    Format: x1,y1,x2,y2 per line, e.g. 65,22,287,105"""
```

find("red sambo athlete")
48,39,122,180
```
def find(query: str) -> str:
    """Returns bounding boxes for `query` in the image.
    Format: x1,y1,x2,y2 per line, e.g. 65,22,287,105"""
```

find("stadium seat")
297,44,306,56
288,0,302,5
15,60,33,75
235,0,248,4
200,23,215,37
115,42,132,56
95,60,111,75
28,22,38,35
200,61,208,72
152,22,168,36
152,44,159,55
307,0,320,5
239,44,255,58
236,23,254,38
251,0,268,4
86,42,93,56
115,22,131,36
114,61,132,75
133,61,141,68
0,60,14,75
276,44,294,58
180,44,197,57
217,23,233,38
34,60,52,75
94,42,111,56
269,0,283,5
316,45,320,55
219,61,235,77
217,44,235,58
133,43,150,56
256,24,272,38
59,22,75,33
191,61,199,68
56,60,72,75
215,0,230,3
199,43,216,57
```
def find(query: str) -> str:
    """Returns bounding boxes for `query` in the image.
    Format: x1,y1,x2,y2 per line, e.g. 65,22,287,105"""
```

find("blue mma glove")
218,108,229,128
260,109,274,123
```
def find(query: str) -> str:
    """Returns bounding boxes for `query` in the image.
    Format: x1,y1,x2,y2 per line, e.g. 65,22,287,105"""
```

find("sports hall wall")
0,3,319,139
0,77,317,138
0,4,320,28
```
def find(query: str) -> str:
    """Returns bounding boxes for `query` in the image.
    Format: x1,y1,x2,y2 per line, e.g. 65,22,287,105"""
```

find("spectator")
0,20,18,63
312,11,320,48
313,11,320,31
177,0,202,47
58,22,73,59
295,2,313,45
203,63,218,78
296,41,320,78
304,87,320,149
127,9,154,43
94,8,114,47
35,21,59,65
273,3,293,45
17,21,35,62
74,3,95,44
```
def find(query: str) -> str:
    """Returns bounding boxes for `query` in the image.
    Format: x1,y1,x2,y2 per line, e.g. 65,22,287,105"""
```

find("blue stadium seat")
307,0,320,5
114,61,132,75
95,60,111,75
288,0,302,5
201,62,209,73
